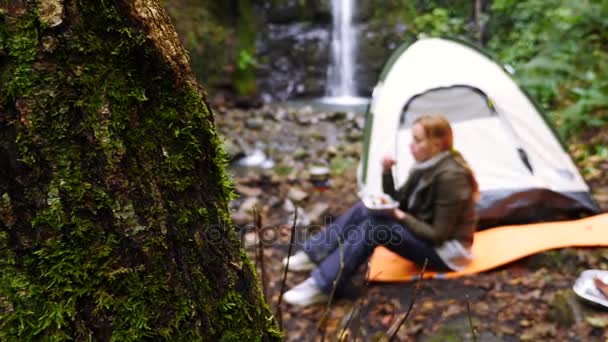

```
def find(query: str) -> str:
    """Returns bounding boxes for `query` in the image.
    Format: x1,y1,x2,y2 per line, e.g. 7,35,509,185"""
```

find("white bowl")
572,269,608,308
361,193,399,211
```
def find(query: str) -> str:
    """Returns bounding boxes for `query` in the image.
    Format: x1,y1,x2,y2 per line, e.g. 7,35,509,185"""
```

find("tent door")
396,85,535,183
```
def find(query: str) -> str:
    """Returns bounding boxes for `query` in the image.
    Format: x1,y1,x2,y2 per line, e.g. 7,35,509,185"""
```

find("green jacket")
383,154,477,247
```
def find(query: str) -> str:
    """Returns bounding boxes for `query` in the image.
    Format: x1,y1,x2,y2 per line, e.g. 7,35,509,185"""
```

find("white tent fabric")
360,38,589,197
393,117,544,190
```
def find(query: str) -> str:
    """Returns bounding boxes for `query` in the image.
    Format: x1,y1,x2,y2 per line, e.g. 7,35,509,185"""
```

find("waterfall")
323,0,368,105
328,0,355,97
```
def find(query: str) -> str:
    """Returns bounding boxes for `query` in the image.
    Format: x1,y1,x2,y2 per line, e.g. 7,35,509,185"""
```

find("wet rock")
231,211,251,226
354,115,365,130
283,205,311,226
262,110,278,121
223,139,244,159
234,94,263,109
237,150,275,169
295,114,313,126
245,117,265,130
239,196,260,214
293,148,309,160
327,111,348,122
235,184,263,198
267,195,283,208
309,130,327,141
260,0,331,24
325,145,339,158
520,323,557,341
345,128,363,142
287,187,309,203
210,91,227,108
241,230,258,248
358,19,409,96
342,143,361,157
307,202,330,224
275,108,288,121
282,198,296,213
294,211,311,227
256,22,329,101
586,315,608,328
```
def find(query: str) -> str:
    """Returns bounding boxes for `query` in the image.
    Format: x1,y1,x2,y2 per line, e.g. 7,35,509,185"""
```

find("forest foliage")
401,0,608,177
357,0,608,142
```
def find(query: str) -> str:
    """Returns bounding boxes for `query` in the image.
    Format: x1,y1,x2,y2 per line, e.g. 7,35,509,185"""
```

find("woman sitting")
283,114,479,307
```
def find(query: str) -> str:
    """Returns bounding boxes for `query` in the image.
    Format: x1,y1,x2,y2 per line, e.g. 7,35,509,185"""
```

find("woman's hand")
392,208,407,222
381,156,396,173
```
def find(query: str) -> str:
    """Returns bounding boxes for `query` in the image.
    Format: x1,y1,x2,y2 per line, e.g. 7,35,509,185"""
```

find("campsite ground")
214,100,608,341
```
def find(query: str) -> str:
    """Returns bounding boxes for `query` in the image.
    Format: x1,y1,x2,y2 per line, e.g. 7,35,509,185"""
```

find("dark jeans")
303,201,449,294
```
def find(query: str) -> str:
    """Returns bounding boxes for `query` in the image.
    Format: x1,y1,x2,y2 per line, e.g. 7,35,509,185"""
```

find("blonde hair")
414,115,480,200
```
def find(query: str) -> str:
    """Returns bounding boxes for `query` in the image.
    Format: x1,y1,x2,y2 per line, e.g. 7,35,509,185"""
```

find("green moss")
214,289,282,342
1,1,278,341
546,289,575,326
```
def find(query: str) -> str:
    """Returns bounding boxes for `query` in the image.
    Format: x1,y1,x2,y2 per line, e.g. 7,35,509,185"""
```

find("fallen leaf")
585,316,608,328
521,323,557,341
413,314,426,323
406,323,423,335
516,289,542,301
441,304,461,318
381,314,393,327
420,300,435,313
519,319,532,327
473,302,490,315
498,325,516,335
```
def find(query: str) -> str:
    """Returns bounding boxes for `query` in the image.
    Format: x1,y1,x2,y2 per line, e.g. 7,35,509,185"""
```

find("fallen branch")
337,266,381,342
466,294,478,342
384,258,428,342
318,236,345,341
276,207,298,331
352,269,384,342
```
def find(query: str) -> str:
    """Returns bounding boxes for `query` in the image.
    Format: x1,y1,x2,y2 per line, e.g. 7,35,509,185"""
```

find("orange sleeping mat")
368,213,608,282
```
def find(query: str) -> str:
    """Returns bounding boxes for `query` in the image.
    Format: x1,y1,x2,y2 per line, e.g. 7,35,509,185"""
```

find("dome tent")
359,37,599,228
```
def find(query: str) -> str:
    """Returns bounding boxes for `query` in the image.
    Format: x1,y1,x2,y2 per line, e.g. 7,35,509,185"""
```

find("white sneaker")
282,250,315,272
283,277,329,307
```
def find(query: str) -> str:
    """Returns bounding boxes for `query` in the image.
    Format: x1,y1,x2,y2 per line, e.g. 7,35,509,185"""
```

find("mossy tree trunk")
0,1,279,340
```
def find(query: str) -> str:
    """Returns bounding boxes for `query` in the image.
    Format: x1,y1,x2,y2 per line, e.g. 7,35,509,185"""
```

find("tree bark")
473,0,490,45
0,1,280,340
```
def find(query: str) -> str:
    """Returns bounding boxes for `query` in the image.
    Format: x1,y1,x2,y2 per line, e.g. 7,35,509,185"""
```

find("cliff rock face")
254,0,411,101
254,0,332,101
0,1,279,340
165,0,410,102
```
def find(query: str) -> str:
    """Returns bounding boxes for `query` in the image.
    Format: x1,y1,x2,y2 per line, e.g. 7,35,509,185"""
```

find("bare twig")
384,258,428,342
253,206,267,301
466,294,478,342
352,269,384,342
336,304,357,342
337,265,380,342
252,211,259,278
318,236,345,341
276,207,298,330
474,0,483,44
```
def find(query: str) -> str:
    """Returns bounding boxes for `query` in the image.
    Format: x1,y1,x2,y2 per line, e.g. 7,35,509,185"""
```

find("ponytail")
415,114,480,202
451,149,480,202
